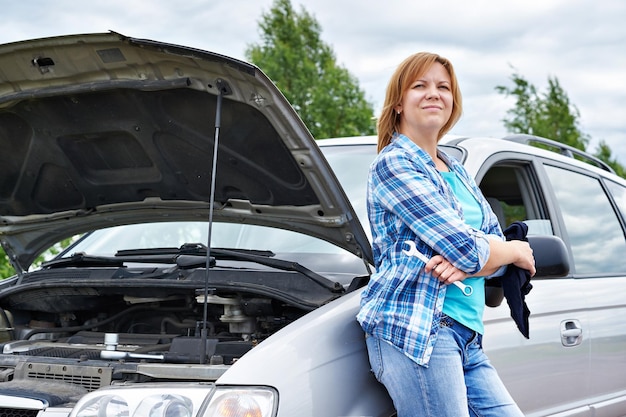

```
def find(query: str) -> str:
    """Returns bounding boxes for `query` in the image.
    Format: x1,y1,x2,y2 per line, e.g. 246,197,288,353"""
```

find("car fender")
216,289,395,417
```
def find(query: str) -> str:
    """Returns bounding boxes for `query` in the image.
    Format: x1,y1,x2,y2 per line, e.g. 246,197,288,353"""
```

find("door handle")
561,329,582,338
560,320,583,347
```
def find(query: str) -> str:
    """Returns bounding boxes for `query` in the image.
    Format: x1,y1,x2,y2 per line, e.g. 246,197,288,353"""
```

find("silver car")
0,33,624,417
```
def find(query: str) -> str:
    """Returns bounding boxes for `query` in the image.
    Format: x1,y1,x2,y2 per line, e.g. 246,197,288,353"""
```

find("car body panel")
217,290,395,417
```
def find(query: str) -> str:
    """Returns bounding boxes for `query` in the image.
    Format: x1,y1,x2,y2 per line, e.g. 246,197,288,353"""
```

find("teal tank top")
440,170,486,334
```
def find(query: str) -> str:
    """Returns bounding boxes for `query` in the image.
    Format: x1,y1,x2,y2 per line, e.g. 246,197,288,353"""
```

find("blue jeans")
366,315,523,417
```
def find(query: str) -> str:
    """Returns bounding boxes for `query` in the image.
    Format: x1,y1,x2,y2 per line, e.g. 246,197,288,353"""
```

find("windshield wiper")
42,244,218,269
42,245,344,293
42,253,125,268
115,243,274,259
117,243,345,293
193,246,343,293
41,247,206,269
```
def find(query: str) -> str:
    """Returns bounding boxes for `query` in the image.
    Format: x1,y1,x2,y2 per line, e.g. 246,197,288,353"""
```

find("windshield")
320,143,375,236
67,222,343,257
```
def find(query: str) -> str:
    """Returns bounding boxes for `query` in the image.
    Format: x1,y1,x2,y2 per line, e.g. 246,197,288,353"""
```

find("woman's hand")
423,238,536,286
509,240,536,277
425,255,468,285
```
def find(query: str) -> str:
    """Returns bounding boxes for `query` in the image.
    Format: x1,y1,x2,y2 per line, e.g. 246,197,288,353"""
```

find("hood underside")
0,32,372,270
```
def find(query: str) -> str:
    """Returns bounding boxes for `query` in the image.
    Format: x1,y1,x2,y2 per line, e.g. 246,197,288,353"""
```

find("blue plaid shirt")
357,133,503,366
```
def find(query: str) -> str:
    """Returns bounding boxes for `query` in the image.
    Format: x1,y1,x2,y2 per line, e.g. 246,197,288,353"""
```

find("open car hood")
0,32,373,271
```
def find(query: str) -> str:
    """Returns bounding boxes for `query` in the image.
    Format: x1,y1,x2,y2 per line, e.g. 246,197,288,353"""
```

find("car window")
479,162,553,236
544,165,626,275
606,180,626,223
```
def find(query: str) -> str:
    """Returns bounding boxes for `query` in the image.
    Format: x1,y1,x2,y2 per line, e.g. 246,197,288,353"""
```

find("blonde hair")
377,52,463,153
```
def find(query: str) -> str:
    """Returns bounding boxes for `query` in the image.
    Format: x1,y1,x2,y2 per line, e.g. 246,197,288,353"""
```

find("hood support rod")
200,79,232,364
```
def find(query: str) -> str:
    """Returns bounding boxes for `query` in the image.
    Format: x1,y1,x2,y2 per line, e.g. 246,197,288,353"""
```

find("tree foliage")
496,71,625,177
1,237,77,279
0,250,14,279
596,140,626,177
495,71,589,150
245,0,376,139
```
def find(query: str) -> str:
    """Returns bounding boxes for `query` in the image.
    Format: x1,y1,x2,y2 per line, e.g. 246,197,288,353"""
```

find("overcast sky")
3,0,625,161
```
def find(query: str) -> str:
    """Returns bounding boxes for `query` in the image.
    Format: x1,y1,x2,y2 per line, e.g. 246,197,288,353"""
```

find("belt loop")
439,313,454,328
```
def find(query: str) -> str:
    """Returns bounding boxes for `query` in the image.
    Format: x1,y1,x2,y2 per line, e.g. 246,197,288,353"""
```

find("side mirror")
528,235,570,278
486,234,570,307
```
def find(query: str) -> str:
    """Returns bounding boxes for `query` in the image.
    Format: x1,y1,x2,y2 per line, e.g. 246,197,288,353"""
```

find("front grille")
0,408,39,417
15,362,112,392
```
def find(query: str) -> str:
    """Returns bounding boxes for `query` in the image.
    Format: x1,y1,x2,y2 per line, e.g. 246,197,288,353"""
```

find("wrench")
401,240,473,296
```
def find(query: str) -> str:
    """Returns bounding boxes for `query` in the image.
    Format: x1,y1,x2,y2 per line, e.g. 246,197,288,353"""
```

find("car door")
542,163,626,415
477,154,593,416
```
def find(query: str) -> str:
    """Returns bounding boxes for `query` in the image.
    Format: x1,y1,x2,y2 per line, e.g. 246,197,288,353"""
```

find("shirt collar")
391,133,436,167
391,132,458,169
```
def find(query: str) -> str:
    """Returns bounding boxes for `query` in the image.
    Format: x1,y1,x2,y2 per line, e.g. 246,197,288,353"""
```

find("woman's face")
396,62,453,137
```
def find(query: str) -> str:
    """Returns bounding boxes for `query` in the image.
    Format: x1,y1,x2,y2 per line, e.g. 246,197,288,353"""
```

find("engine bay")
0,276,323,395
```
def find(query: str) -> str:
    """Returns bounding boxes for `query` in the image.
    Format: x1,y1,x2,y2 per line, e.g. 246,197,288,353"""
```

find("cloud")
1,0,625,161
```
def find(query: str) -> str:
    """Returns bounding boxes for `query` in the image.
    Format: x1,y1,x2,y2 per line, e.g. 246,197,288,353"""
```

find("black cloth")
501,221,533,338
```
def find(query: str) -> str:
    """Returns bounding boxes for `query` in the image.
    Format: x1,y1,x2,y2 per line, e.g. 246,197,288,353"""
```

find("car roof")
318,134,618,180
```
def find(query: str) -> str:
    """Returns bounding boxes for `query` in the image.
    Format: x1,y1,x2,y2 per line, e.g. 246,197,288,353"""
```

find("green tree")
494,72,538,136
245,0,376,139
0,249,14,279
496,71,625,177
596,140,626,178
1,236,77,279
495,71,589,150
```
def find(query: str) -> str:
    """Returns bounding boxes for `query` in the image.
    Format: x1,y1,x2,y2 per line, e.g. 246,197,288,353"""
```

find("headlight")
68,384,278,417
73,395,129,417
69,383,212,417
199,387,277,417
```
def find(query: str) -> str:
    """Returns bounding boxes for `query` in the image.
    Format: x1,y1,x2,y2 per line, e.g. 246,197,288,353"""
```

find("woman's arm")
425,239,535,284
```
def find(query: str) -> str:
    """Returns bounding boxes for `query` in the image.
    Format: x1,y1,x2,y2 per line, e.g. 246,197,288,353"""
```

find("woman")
356,52,536,416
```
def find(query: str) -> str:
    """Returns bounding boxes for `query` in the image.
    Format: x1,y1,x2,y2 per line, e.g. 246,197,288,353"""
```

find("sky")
2,0,625,162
